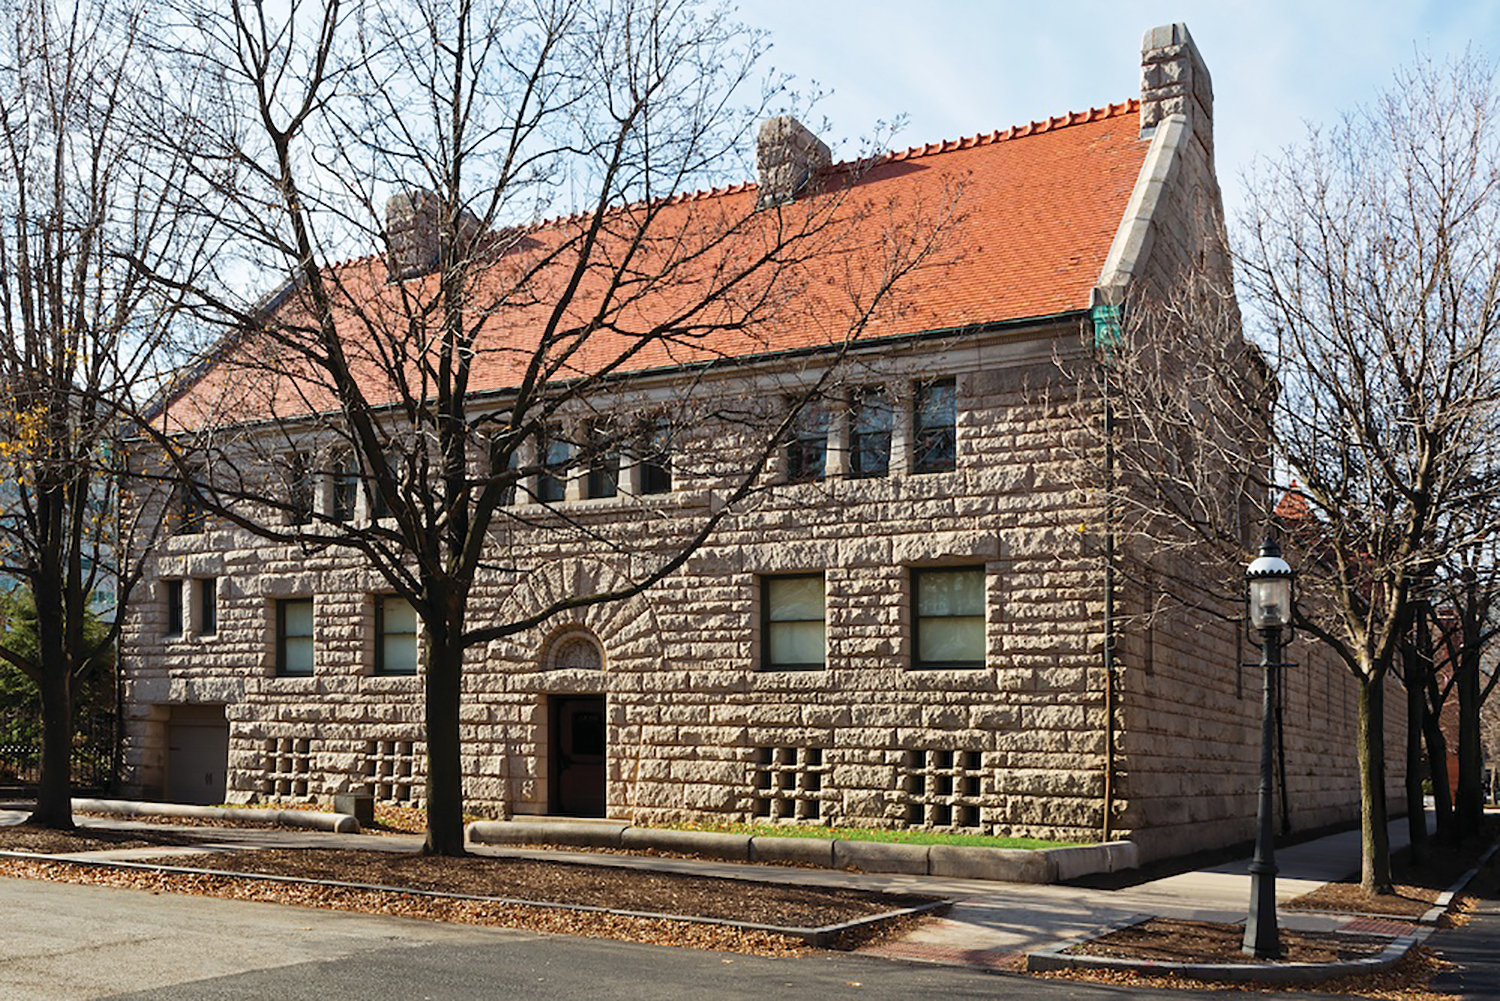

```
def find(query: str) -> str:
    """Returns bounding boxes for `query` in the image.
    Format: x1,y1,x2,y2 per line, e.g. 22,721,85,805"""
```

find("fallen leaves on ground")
138,847,934,926
1035,945,1457,1000
0,855,812,956
1071,917,1385,964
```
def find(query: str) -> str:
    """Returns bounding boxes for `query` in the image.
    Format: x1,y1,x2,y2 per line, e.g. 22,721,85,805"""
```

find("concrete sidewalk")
861,817,1424,969
0,805,1424,973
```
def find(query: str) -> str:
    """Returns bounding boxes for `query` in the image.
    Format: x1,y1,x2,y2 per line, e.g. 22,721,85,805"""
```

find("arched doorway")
545,629,606,817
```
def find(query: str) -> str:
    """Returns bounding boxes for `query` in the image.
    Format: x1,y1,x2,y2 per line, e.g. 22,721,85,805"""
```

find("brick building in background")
120,24,1403,862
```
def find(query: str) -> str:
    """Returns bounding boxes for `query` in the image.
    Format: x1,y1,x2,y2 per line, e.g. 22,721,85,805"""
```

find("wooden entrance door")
549,696,605,817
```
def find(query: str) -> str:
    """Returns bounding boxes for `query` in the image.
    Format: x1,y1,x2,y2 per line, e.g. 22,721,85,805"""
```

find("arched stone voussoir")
488,556,666,675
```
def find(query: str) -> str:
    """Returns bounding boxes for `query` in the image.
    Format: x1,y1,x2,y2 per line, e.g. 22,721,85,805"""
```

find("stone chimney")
385,188,488,280
756,116,831,209
386,188,443,280
1139,23,1213,152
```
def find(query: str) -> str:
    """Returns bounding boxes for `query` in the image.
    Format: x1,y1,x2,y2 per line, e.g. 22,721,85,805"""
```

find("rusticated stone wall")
119,330,1398,858
121,336,1127,846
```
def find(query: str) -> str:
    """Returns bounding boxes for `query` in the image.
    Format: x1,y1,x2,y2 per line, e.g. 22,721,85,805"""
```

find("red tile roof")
164,100,1147,428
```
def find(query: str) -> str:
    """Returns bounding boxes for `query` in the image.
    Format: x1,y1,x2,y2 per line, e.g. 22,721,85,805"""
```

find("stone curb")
1025,913,1433,984
620,827,751,860
1418,836,1500,925
833,839,929,875
465,821,1136,884
466,820,627,848
750,836,836,868
929,844,1052,882
72,798,360,834
0,850,948,948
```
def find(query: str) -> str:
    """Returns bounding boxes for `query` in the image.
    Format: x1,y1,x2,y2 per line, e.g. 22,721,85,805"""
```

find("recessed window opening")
913,379,957,474
550,632,603,671
785,405,828,482
586,422,619,499
165,580,184,637
849,387,892,478
538,425,569,503
375,596,418,675
914,567,985,669
639,419,673,494
276,598,315,676
198,579,217,636
762,574,826,670
331,453,358,522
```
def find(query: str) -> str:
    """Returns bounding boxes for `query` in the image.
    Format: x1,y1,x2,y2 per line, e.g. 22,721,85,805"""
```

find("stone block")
833,839,929,876
620,827,751,860
750,835,835,868
928,845,1053,883
466,820,626,848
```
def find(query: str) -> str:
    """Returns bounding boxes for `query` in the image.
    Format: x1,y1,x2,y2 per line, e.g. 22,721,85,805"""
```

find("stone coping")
465,820,1137,884
1025,913,1431,984
71,798,360,834
0,849,948,948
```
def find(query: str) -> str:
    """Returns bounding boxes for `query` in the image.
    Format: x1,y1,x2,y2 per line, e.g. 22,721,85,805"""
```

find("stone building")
120,24,1403,862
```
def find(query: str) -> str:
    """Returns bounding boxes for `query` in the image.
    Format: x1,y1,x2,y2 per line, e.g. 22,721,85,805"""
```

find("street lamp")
1243,537,1293,959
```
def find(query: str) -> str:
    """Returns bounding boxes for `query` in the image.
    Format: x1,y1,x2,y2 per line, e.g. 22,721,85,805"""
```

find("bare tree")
0,0,212,828
1426,534,1500,840
140,0,954,854
1085,54,1500,893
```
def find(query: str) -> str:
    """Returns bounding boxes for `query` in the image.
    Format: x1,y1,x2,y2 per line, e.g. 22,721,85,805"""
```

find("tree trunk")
1358,674,1393,894
1457,642,1484,838
1404,658,1428,863
28,577,75,830
1424,670,1456,842
423,629,467,856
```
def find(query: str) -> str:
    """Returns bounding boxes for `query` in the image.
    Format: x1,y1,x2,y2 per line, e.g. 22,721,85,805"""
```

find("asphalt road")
0,875,1351,1001
1431,895,1500,1001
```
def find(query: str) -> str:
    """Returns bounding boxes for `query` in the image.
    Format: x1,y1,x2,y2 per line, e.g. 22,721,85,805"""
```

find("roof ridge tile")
886,98,1139,163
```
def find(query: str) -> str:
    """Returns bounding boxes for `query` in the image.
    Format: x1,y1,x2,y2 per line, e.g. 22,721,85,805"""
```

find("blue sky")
734,1,1500,224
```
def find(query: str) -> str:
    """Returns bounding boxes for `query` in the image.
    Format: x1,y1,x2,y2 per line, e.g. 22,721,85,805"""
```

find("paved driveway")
3,876,1323,1001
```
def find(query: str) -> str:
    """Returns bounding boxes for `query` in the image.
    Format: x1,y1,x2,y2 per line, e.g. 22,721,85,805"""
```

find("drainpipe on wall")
1102,386,1118,843
1092,301,1122,843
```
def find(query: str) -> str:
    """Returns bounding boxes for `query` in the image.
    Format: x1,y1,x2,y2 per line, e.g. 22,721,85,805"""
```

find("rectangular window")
762,574,826,670
331,453,357,522
374,595,419,675
198,578,217,636
914,567,985,669
369,453,399,520
286,452,313,524
913,379,957,474
785,405,828,482
538,425,569,503
177,468,203,535
639,419,672,495
849,387,892,478
165,580,184,637
586,421,619,499
490,439,520,506
276,598,315,676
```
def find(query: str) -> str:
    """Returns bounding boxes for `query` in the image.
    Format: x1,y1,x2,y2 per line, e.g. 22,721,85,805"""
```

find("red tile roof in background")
165,100,1147,427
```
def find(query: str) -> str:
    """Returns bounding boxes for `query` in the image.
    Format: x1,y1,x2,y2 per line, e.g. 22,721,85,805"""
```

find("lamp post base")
1242,862,1281,958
